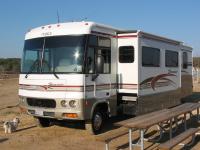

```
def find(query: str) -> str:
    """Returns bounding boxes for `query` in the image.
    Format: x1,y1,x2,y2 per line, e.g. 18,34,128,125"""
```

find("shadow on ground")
51,114,132,133
16,125,37,132
182,92,200,103
0,137,8,143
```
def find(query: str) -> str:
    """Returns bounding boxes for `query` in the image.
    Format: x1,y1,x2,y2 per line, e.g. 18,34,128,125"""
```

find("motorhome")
19,21,193,134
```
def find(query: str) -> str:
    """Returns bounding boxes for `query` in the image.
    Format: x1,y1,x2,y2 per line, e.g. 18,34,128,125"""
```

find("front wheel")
85,109,104,135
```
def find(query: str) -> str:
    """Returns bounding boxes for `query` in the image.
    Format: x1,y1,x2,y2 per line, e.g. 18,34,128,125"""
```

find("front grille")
27,98,56,108
28,109,55,117
43,111,55,117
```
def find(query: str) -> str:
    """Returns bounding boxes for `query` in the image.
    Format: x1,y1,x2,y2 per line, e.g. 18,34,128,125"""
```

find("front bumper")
22,106,84,120
19,97,85,120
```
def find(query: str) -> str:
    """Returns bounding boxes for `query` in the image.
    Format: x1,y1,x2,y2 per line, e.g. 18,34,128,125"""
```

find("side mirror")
96,54,104,74
91,55,104,81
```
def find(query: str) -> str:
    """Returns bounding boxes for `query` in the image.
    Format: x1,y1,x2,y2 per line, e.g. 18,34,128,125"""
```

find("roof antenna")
57,10,60,23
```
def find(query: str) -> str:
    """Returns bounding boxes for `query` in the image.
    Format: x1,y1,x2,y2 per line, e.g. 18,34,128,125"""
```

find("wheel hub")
93,113,102,130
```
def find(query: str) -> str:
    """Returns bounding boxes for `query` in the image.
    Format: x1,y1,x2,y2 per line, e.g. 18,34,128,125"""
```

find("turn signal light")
63,113,78,118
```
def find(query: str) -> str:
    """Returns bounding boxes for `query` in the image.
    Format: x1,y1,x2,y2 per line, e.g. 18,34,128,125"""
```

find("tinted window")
165,50,178,67
87,35,111,74
89,35,110,47
24,38,44,50
88,35,98,46
182,52,188,69
99,37,111,47
98,49,111,73
119,46,134,63
142,46,160,67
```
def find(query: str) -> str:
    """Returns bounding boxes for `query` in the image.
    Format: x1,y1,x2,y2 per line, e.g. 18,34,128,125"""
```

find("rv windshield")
21,36,85,73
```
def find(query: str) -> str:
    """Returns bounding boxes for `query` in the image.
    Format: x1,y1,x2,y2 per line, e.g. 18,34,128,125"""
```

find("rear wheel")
86,109,104,135
36,117,51,127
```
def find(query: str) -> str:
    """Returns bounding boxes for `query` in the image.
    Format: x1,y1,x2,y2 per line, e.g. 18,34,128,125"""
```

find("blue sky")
0,0,199,58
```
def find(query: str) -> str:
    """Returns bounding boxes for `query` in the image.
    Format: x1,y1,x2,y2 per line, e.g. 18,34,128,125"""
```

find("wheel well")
89,102,109,120
95,103,109,116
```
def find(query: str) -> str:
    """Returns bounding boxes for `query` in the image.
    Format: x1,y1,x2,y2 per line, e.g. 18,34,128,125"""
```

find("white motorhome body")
19,21,193,134
117,31,192,114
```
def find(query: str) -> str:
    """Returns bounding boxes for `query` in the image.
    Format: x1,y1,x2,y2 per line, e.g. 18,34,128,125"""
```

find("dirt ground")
0,78,200,150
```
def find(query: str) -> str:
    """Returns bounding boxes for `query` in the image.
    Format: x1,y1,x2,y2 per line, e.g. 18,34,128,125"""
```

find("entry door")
85,47,111,99
118,45,137,93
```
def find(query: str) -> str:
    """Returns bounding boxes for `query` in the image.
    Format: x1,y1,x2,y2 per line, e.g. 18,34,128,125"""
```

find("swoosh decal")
140,73,177,90
151,73,176,90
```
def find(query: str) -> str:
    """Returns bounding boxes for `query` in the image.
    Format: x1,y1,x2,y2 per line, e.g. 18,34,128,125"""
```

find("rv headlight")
60,100,67,107
69,100,77,108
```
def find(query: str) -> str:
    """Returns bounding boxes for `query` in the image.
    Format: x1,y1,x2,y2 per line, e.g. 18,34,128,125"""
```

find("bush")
0,58,21,73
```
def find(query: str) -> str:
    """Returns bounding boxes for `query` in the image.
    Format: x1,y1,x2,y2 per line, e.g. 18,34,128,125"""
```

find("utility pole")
198,57,200,83
57,10,60,24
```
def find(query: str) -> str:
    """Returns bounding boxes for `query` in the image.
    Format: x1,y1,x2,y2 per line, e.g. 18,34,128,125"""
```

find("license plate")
35,110,43,116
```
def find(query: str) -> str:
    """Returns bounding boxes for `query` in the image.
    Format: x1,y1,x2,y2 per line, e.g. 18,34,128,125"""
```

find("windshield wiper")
42,60,59,79
25,59,40,78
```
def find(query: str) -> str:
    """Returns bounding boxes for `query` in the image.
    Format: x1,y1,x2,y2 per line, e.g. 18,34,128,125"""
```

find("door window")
119,46,134,63
182,52,188,69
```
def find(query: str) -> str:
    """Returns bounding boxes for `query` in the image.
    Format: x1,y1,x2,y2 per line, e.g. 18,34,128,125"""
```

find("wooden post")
129,129,132,150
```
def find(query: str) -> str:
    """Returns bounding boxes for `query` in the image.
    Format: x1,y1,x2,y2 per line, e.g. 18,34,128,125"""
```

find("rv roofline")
117,30,138,34
181,44,193,51
25,21,122,39
92,22,122,32
25,21,191,49
138,31,182,45
27,21,121,34
117,30,183,46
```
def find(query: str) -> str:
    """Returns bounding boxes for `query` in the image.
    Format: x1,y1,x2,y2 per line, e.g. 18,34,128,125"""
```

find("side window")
86,47,95,74
142,46,160,67
119,46,134,63
99,37,111,47
87,35,111,74
165,50,178,67
88,35,98,46
97,48,111,73
182,52,188,69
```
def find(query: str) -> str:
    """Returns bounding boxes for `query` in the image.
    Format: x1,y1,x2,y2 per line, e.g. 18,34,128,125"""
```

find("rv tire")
85,109,104,135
